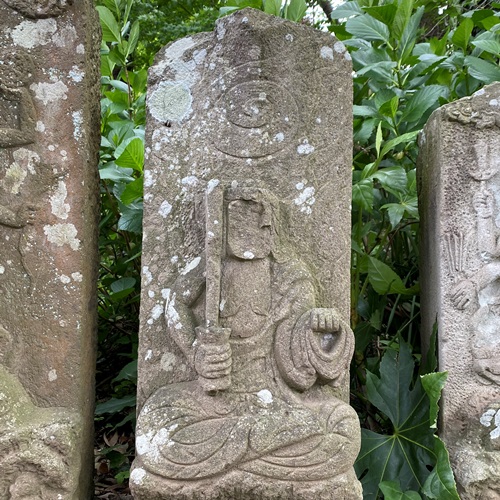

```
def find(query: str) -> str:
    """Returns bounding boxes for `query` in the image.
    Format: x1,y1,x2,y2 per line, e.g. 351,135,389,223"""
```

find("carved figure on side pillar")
133,183,361,499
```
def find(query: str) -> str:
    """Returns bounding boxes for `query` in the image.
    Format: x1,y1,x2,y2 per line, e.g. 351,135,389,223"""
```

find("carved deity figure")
135,184,360,488
451,144,500,385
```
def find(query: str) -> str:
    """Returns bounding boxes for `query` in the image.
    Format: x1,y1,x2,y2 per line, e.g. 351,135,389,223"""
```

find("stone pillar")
131,8,361,500
419,82,500,498
0,1,100,498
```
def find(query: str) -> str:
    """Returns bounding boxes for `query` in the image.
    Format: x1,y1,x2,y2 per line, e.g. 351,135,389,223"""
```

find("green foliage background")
94,0,500,495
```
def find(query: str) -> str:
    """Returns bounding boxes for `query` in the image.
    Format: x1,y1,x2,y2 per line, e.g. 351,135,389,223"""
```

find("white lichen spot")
158,200,172,218
474,88,486,96
35,121,45,132
145,349,153,361
294,185,316,215
297,141,315,155
43,223,80,250
59,274,71,284
150,304,163,322
76,44,85,54
285,33,294,42
243,251,255,259
161,352,176,373
30,81,68,106
334,41,346,53
207,179,220,194
181,176,198,188
142,266,153,285
144,170,154,188
320,46,334,60
257,389,273,404
11,18,57,48
219,299,226,312
69,66,84,83
130,467,147,485
48,369,57,382
50,180,70,220
489,99,499,107
149,81,193,123
241,16,249,23
180,256,201,275
1,148,39,194
344,52,352,61
193,48,207,65
148,290,155,298
71,272,83,282
165,290,182,330
52,23,77,48
274,132,284,143
0,266,4,275
72,110,83,141
480,408,500,440
216,23,226,40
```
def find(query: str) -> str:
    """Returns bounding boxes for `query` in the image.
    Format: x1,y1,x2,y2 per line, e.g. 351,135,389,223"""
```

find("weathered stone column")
0,1,100,498
131,8,361,500
419,82,500,498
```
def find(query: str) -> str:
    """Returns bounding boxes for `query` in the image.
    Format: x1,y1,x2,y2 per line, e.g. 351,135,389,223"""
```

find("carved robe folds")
132,8,361,499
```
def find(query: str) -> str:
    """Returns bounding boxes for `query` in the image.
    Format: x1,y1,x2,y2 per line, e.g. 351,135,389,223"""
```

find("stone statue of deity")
134,183,361,496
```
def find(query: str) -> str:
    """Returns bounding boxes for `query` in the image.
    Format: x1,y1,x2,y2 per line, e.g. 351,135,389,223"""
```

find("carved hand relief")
0,50,36,149
1,0,71,17
135,182,359,483
213,77,299,158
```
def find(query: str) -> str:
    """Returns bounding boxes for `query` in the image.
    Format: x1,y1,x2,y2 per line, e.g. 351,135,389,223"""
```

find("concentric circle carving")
213,80,298,158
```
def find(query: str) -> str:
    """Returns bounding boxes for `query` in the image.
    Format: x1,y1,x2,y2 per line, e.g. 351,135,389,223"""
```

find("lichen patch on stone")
43,223,80,250
148,81,193,123
11,18,57,48
30,81,68,106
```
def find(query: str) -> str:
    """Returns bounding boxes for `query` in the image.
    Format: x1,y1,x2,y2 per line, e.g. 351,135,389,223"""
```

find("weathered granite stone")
131,8,361,500
418,82,500,499
0,0,100,497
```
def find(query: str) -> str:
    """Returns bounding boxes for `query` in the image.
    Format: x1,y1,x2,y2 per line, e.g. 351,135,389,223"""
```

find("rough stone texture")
0,0,100,497
418,82,500,499
131,8,361,500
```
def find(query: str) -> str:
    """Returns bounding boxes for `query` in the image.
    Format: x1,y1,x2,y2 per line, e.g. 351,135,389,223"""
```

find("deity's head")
225,185,278,260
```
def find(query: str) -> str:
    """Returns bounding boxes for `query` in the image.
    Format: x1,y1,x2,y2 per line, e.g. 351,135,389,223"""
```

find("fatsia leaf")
379,481,422,500
421,372,448,428
346,14,390,43
355,342,436,498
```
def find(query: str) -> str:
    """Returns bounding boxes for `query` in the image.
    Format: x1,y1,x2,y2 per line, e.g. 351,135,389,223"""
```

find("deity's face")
226,199,272,260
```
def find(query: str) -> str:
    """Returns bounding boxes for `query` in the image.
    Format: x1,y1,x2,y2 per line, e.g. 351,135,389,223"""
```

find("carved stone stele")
131,8,361,499
0,1,100,497
418,82,500,499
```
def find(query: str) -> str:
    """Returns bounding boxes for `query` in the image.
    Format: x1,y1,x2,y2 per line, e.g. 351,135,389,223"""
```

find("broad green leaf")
477,15,500,31
371,166,407,195
399,6,424,62
365,256,418,295
126,20,140,58
421,372,448,427
353,105,380,117
362,4,397,27
113,359,138,382
99,163,134,182
110,277,136,293
95,395,136,415
375,121,383,156
117,202,143,234
109,79,129,93
470,39,500,56
379,481,422,500
120,176,144,204
380,131,420,158
422,438,460,500
452,18,474,51
263,0,281,16
330,1,364,20
285,0,307,22
346,14,390,43
401,85,448,124
379,95,399,118
465,56,500,83
115,137,144,171
96,6,122,43
353,179,374,212
382,203,406,228
355,342,435,498
392,0,413,40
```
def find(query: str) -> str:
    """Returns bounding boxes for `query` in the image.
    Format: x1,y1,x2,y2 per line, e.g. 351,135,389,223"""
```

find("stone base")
130,465,362,500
